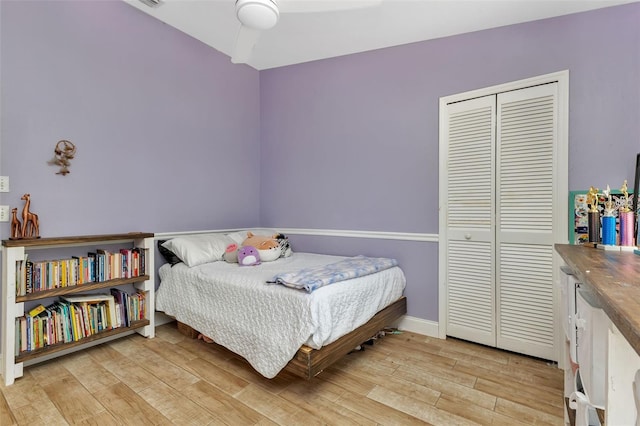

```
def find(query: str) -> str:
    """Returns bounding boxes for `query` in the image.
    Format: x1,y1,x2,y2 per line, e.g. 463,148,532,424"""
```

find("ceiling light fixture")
236,0,280,30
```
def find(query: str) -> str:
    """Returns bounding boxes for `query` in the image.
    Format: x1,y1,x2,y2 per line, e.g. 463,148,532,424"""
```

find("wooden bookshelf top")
2,232,154,248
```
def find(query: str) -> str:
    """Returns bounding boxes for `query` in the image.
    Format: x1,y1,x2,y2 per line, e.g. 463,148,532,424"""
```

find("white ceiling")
123,0,636,70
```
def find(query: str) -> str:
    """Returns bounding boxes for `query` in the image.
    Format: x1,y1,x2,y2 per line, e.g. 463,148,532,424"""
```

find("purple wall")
260,3,640,320
1,0,262,236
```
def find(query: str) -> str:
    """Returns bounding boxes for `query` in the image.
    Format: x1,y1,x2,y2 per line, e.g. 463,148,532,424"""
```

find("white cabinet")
560,265,578,364
559,263,640,425
1,232,155,386
575,288,607,409
556,245,640,424
606,321,640,426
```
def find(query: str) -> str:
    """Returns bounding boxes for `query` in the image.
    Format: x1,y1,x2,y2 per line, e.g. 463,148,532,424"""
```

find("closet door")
496,83,558,360
443,82,561,359
444,95,496,346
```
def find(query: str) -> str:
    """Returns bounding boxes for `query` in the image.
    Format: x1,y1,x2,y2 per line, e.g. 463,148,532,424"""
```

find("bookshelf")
1,232,155,386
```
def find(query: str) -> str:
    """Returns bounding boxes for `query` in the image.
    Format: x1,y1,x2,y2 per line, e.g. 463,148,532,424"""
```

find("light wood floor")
0,322,564,425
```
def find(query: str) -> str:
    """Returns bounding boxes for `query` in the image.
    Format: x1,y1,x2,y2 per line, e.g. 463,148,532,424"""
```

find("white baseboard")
394,315,440,338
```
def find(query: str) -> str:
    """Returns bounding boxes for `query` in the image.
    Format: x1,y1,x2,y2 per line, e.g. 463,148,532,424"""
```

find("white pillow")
226,230,249,245
226,229,277,245
161,234,234,267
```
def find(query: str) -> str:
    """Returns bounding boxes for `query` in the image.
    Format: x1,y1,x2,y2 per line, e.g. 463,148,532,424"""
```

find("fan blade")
231,25,262,64
278,0,381,14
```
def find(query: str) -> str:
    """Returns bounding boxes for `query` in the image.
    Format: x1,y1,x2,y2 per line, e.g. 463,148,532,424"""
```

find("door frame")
438,70,569,362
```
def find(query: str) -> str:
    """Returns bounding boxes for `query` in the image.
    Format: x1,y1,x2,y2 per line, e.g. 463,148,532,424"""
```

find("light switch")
0,205,9,222
0,176,9,192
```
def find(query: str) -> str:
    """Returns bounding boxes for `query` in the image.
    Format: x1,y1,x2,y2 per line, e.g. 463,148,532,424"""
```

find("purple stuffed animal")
238,245,261,266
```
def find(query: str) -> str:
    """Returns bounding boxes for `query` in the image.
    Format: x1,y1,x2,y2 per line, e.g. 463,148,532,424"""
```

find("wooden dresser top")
555,244,640,356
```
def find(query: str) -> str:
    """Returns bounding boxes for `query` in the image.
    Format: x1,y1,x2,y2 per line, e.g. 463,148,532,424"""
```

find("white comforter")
156,252,406,378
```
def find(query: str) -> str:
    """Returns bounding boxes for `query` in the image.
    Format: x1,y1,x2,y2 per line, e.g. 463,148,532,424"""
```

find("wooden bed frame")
176,296,407,379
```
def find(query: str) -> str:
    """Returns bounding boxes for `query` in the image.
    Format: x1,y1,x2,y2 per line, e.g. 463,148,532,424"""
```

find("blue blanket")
268,255,398,292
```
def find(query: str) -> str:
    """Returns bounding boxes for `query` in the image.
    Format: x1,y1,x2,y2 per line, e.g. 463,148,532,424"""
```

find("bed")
155,232,407,379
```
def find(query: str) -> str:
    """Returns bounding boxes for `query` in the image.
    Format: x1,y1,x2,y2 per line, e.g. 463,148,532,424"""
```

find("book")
57,301,72,343
140,247,148,275
36,314,45,348
32,316,39,349
37,308,51,346
54,303,64,344
15,318,20,356
132,248,140,277
25,259,33,294
72,256,83,285
93,304,101,332
15,254,29,296
19,317,27,353
26,316,32,351
110,288,129,327
75,303,89,338
114,304,122,329
62,294,117,331
61,260,67,287
87,252,97,282
15,260,21,296
28,304,45,317
69,304,79,341
120,249,131,279
44,303,59,345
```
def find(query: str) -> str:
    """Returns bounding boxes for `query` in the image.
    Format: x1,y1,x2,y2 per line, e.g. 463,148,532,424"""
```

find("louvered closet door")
496,83,558,360
444,95,496,346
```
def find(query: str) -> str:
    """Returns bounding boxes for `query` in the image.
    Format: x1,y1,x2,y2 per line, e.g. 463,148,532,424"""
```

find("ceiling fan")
231,0,382,64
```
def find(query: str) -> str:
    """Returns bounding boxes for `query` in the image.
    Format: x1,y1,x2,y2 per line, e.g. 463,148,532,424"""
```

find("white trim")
155,228,439,243
554,71,570,365
277,228,437,242
154,228,243,239
438,93,450,339
440,70,569,105
395,315,440,338
439,70,570,349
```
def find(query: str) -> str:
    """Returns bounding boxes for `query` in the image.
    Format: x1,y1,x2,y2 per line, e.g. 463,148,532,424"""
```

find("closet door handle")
464,234,472,240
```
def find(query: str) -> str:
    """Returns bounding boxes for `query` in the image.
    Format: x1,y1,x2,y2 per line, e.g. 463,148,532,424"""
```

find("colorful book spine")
28,304,45,317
